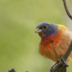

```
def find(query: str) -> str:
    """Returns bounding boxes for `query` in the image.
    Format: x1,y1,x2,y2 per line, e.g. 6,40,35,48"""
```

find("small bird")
35,22,72,63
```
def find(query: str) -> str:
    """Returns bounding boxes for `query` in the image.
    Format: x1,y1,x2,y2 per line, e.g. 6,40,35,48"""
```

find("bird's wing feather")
58,26,72,61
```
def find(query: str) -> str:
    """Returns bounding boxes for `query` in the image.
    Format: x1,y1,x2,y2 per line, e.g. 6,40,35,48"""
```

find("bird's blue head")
35,22,58,40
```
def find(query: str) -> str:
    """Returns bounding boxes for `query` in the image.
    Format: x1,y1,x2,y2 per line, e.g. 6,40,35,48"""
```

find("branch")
50,41,72,72
62,0,72,20
8,69,28,72
8,41,72,72
8,68,16,72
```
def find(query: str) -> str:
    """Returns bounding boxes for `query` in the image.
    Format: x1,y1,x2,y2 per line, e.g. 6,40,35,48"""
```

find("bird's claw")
49,56,68,72
59,56,69,67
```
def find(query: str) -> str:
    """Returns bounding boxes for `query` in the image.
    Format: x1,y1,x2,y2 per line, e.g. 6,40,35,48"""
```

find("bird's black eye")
43,25,48,29
44,26,46,29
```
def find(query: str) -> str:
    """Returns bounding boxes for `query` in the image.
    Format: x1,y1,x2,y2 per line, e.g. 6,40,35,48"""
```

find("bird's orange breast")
39,30,62,49
39,28,72,62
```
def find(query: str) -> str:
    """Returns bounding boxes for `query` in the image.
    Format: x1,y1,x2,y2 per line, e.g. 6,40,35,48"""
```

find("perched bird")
35,22,72,63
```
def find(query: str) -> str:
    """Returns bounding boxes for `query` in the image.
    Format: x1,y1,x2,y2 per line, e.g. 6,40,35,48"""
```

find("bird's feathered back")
36,22,72,62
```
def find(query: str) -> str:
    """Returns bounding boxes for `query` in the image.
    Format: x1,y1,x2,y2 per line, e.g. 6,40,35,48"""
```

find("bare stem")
62,0,72,20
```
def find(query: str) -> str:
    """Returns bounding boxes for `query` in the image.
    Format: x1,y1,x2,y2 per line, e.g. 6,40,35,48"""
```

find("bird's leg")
50,56,68,72
59,56,69,67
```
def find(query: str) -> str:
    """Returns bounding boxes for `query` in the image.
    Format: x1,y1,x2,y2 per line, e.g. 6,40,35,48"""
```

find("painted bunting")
35,22,72,63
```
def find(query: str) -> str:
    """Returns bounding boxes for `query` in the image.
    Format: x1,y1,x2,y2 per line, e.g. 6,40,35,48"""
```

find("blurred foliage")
0,0,72,72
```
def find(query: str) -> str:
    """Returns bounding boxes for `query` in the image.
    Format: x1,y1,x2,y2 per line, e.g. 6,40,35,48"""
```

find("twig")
8,68,16,72
50,41,72,72
62,0,72,20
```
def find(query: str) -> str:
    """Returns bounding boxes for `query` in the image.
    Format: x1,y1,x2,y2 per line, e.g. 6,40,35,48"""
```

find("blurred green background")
0,0,72,72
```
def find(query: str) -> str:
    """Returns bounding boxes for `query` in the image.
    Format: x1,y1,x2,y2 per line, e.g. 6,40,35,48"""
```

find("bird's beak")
35,28,42,33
